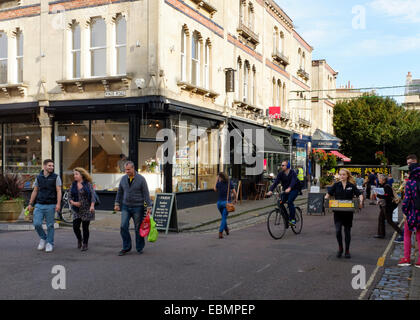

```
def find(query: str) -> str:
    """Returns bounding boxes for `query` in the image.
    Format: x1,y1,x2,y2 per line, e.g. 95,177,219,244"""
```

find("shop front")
266,125,292,177
292,133,311,189
0,102,41,190
46,96,226,210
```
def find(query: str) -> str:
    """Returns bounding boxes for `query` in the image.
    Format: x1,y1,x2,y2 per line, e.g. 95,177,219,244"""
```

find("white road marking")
221,282,243,296
358,226,401,300
256,264,271,273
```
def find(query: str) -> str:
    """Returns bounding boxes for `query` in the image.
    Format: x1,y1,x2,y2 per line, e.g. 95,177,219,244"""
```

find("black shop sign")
152,193,179,234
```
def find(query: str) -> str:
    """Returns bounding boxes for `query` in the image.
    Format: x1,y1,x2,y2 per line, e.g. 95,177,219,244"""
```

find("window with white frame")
248,3,254,30
243,62,249,103
236,58,241,101
90,17,107,77
16,30,23,83
251,66,255,105
204,41,210,89
283,83,287,112
0,32,7,84
302,52,306,71
277,80,282,107
191,32,200,86
181,28,187,82
115,15,126,75
272,78,276,106
273,27,278,53
279,32,284,54
71,23,81,79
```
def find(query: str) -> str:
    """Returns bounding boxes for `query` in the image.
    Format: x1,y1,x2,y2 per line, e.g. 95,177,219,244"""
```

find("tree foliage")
333,96,420,165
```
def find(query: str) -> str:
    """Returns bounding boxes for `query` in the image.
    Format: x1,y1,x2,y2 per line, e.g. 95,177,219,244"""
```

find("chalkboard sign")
152,193,179,234
307,193,326,215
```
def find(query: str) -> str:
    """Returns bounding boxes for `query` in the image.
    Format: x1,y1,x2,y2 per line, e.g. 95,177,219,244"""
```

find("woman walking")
214,173,237,239
69,167,96,251
325,169,363,259
372,174,403,240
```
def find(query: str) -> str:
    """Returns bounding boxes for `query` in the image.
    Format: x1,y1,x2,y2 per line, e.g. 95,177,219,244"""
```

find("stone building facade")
0,0,320,208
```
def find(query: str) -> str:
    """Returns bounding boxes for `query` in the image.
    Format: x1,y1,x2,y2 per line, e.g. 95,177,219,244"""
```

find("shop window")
5,123,42,187
138,141,164,198
197,126,219,191
16,29,23,83
90,17,107,77
115,15,126,75
91,119,129,190
0,32,7,84
140,119,164,139
56,121,90,189
71,23,81,79
172,119,197,192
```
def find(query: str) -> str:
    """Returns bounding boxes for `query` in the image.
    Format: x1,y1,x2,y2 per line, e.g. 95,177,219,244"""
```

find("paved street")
0,201,405,300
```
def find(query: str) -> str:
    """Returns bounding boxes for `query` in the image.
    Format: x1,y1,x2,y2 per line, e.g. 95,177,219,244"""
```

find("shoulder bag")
226,181,236,213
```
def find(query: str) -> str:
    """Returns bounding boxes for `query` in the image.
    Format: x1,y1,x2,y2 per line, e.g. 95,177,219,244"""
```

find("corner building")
0,0,314,209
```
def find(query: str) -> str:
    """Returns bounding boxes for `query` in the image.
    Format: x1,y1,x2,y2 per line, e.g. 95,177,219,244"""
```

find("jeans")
33,204,56,246
120,205,145,252
281,190,299,221
217,201,228,233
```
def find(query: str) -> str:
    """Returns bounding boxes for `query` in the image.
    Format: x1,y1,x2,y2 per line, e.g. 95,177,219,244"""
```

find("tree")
333,96,420,165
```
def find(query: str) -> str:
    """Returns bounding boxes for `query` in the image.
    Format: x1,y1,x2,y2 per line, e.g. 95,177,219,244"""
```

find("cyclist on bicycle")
266,161,301,226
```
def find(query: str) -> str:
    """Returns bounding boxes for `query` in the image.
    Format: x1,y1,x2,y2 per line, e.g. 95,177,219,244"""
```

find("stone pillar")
38,103,52,161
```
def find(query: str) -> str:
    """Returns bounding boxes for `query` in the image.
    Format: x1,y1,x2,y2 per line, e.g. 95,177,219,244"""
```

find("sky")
276,0,420,103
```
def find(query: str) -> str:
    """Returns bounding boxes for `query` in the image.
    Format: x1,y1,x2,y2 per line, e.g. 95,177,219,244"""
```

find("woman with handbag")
214,172,237,239
69,167,96,251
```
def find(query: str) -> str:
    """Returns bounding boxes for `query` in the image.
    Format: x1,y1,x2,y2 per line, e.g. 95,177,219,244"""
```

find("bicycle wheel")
267,209,287,240
291,207,303,235
57,192,72,224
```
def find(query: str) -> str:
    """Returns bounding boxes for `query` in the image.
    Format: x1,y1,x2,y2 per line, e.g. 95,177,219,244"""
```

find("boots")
219,232,223,239
225,227,230,236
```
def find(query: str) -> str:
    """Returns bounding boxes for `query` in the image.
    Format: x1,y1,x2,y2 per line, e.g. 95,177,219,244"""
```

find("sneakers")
289,220,296,226
394,235,404,244
344,251,351,259
37,239,46,251
45,243,53,253
398,258,411,267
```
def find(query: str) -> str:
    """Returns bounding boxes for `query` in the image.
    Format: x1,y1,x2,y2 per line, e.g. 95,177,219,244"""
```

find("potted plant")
0,174,25,223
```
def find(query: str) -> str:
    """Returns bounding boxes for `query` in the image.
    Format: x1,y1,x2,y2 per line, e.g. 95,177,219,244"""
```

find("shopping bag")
392,207,399,223
139,213,151,238
148,215,158,243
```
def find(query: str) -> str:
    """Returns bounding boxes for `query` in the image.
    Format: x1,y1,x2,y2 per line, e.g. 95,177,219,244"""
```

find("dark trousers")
378,205,403,237
335,221,351,252
73,218,91,244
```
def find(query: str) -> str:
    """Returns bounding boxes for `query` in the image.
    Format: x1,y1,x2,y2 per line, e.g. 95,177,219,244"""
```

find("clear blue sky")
276,0,420,103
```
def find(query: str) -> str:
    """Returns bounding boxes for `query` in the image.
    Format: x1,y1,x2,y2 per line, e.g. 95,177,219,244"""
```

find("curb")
0,222,60,231
179,198,308,232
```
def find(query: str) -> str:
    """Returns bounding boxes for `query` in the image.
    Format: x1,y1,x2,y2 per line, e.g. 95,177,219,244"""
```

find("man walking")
369,170,378,205
114,161,153,256
28,159,62,253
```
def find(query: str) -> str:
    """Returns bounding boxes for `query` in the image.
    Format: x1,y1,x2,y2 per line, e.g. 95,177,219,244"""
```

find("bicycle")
56,189,73,223
267,192,303,240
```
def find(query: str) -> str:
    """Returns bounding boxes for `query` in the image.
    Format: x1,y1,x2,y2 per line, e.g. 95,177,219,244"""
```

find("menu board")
307,193,326,215
152,193,178,234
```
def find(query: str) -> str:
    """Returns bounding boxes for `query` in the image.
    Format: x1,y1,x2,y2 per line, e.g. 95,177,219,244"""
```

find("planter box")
0,200,24,223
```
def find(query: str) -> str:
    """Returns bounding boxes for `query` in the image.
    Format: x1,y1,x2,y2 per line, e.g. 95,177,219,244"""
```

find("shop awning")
330,150,351,162
312,129,342,150
230,119,288,154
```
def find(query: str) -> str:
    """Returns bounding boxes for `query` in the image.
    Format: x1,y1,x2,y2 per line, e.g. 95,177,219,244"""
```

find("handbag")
226,181,236,213
148,215,158,243
139,213,151,238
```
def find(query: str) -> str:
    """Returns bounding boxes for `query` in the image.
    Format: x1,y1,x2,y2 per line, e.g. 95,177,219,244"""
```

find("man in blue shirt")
266,160,300,226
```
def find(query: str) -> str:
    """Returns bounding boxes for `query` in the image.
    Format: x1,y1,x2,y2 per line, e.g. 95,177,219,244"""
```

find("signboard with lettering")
338,165,391,177
105,90,126,97
269,106,281,119
307,192,326,215
152,193,178,234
